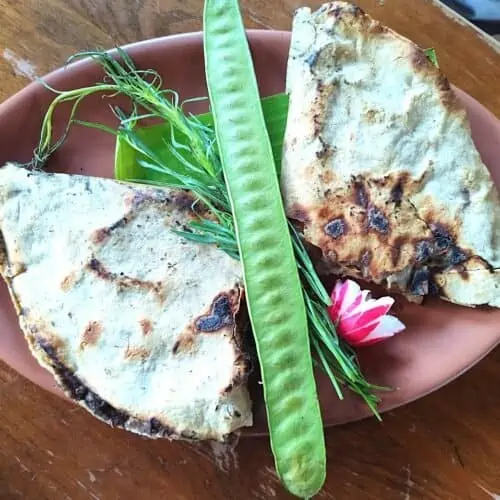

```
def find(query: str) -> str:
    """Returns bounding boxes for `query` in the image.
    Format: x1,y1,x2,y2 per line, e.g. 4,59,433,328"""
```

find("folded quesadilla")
0,163,252,441
282,2,500,307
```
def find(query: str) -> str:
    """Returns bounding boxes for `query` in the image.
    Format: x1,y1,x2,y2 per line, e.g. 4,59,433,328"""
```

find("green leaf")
115,92,289,182
424,48,439,68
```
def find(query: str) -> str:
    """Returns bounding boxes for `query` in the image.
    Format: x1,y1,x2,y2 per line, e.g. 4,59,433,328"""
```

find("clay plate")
0,31,500,435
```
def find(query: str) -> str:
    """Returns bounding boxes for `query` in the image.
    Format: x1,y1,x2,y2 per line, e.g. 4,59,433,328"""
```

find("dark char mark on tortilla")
410,266,430,295
324,1,362,17
461,187,471,209
390,180,404,207
407,223,471,296
429,225,468,267
316,136,333,160
415,240,433,263
92,216,131,244
195,294,234,332
367,206,389,234
306,50,319,68
34,336,180,439
428,279,441,296
87,258,164,300
324,218,346,239
352,179,390,234
353,180,369,208
449,246,468,266
432,224,453,254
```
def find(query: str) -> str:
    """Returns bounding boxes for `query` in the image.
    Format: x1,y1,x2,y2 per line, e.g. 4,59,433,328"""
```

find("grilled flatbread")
282,2,500,307
0,163,252,441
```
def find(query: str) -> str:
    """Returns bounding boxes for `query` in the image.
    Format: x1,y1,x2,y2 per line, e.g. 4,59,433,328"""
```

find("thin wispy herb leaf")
32,48,383,416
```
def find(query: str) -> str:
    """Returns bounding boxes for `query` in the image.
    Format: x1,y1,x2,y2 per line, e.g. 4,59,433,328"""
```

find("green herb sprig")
32,48,383,416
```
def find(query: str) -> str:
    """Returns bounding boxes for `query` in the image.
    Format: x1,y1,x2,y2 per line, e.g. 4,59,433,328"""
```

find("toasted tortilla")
282,2,500,307
0,163,252,441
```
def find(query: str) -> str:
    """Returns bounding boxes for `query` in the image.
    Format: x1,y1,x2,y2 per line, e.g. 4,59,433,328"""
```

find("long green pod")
203,0,326,497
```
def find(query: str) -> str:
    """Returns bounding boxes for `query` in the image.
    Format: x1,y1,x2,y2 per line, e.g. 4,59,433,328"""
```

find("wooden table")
1,1,500,499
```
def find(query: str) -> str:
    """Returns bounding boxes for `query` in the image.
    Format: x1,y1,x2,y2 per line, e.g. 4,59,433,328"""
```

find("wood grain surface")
0,1,500,499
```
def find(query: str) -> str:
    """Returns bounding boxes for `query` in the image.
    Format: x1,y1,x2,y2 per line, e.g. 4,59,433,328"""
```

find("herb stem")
32,49,383,416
